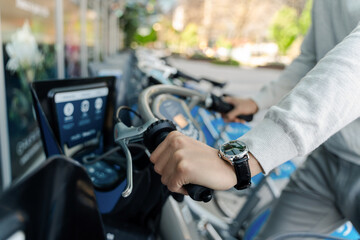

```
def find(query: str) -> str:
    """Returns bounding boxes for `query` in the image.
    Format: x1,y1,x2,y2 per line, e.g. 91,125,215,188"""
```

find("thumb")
223,96,240,120
226,108,240,121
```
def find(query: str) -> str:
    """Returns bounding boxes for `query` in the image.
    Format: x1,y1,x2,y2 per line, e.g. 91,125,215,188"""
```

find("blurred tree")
180,23,199,49
134,27,157,45
153,0,311,60
215,36,232,49
231,0,256,40
269,6,299,55
298,0,313,35
168,0,307,47
119,1,159,48
119,4,141,48
269,0,312,55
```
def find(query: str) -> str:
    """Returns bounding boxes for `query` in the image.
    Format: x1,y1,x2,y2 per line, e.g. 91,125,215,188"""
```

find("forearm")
241,22,360,174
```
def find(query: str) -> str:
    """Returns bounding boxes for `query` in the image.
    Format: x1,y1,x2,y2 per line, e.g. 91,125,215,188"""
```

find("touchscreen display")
53,86,108,148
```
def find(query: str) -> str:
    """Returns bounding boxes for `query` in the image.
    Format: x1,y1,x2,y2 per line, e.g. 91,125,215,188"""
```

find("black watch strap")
233,156,252,190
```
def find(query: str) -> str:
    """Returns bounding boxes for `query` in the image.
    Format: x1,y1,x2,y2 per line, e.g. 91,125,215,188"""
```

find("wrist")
224,152,263,189
248,152,264,177
218,140,254,190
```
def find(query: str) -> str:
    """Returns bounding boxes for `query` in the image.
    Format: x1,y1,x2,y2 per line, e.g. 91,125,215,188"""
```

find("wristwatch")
218,140,252,190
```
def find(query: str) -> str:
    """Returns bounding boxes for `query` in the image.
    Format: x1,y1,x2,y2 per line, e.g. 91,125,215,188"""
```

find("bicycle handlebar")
208,95,253,122
143,119,213,202
137,85,253,202
116,85,252,202
138,85,207,122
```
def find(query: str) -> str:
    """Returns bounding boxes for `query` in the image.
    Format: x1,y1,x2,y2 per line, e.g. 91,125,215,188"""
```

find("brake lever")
117,141,133,197
114,119,156,197
114,120,156,144
114,118,213,202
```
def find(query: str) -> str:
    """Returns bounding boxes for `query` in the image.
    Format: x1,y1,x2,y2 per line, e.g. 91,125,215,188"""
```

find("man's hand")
150,131,237,195
223,97,258,123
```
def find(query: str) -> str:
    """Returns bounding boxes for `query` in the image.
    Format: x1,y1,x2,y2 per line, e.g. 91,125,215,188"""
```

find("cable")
82,143,149,166
127,143,151,158
81,107,144,165
266,232,354,240
116,105,142,122
83,146,122,165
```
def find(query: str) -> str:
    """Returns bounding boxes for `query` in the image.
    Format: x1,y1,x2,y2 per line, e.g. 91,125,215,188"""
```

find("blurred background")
132,0,312,68
1,0,312,78
0,0,311,190
3,2,360,240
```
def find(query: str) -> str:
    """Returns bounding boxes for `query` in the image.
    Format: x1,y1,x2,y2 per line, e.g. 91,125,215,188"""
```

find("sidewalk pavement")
168,57,284,125
168,57,282,97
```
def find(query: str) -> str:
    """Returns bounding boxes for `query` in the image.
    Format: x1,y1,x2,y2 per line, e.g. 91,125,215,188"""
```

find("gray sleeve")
251,7,317,109
240,22,360,174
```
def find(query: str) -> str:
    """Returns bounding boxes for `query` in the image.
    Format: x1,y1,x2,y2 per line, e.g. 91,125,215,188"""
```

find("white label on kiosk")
54,87,109,103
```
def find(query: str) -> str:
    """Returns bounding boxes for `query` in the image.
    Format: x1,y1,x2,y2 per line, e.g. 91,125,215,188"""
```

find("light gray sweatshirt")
239,0,360,174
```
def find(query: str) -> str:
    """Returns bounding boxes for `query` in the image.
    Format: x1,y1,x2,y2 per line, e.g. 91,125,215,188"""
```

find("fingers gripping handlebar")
115,85,252,202
114,86,216,202
114,118,213,202
208,95,253,122
143,120,213,202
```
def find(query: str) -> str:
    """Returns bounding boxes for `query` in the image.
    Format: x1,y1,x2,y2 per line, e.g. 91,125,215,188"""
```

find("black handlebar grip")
143,120,213,202
186,184,213,202
174,70,199,82
200,77,227,88
209,95,254,122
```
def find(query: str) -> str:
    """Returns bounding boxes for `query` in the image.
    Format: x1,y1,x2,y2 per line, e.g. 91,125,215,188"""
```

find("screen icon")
63,103,74,116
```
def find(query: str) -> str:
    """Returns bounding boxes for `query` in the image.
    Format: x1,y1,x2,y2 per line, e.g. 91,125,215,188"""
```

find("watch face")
220,140,248,161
